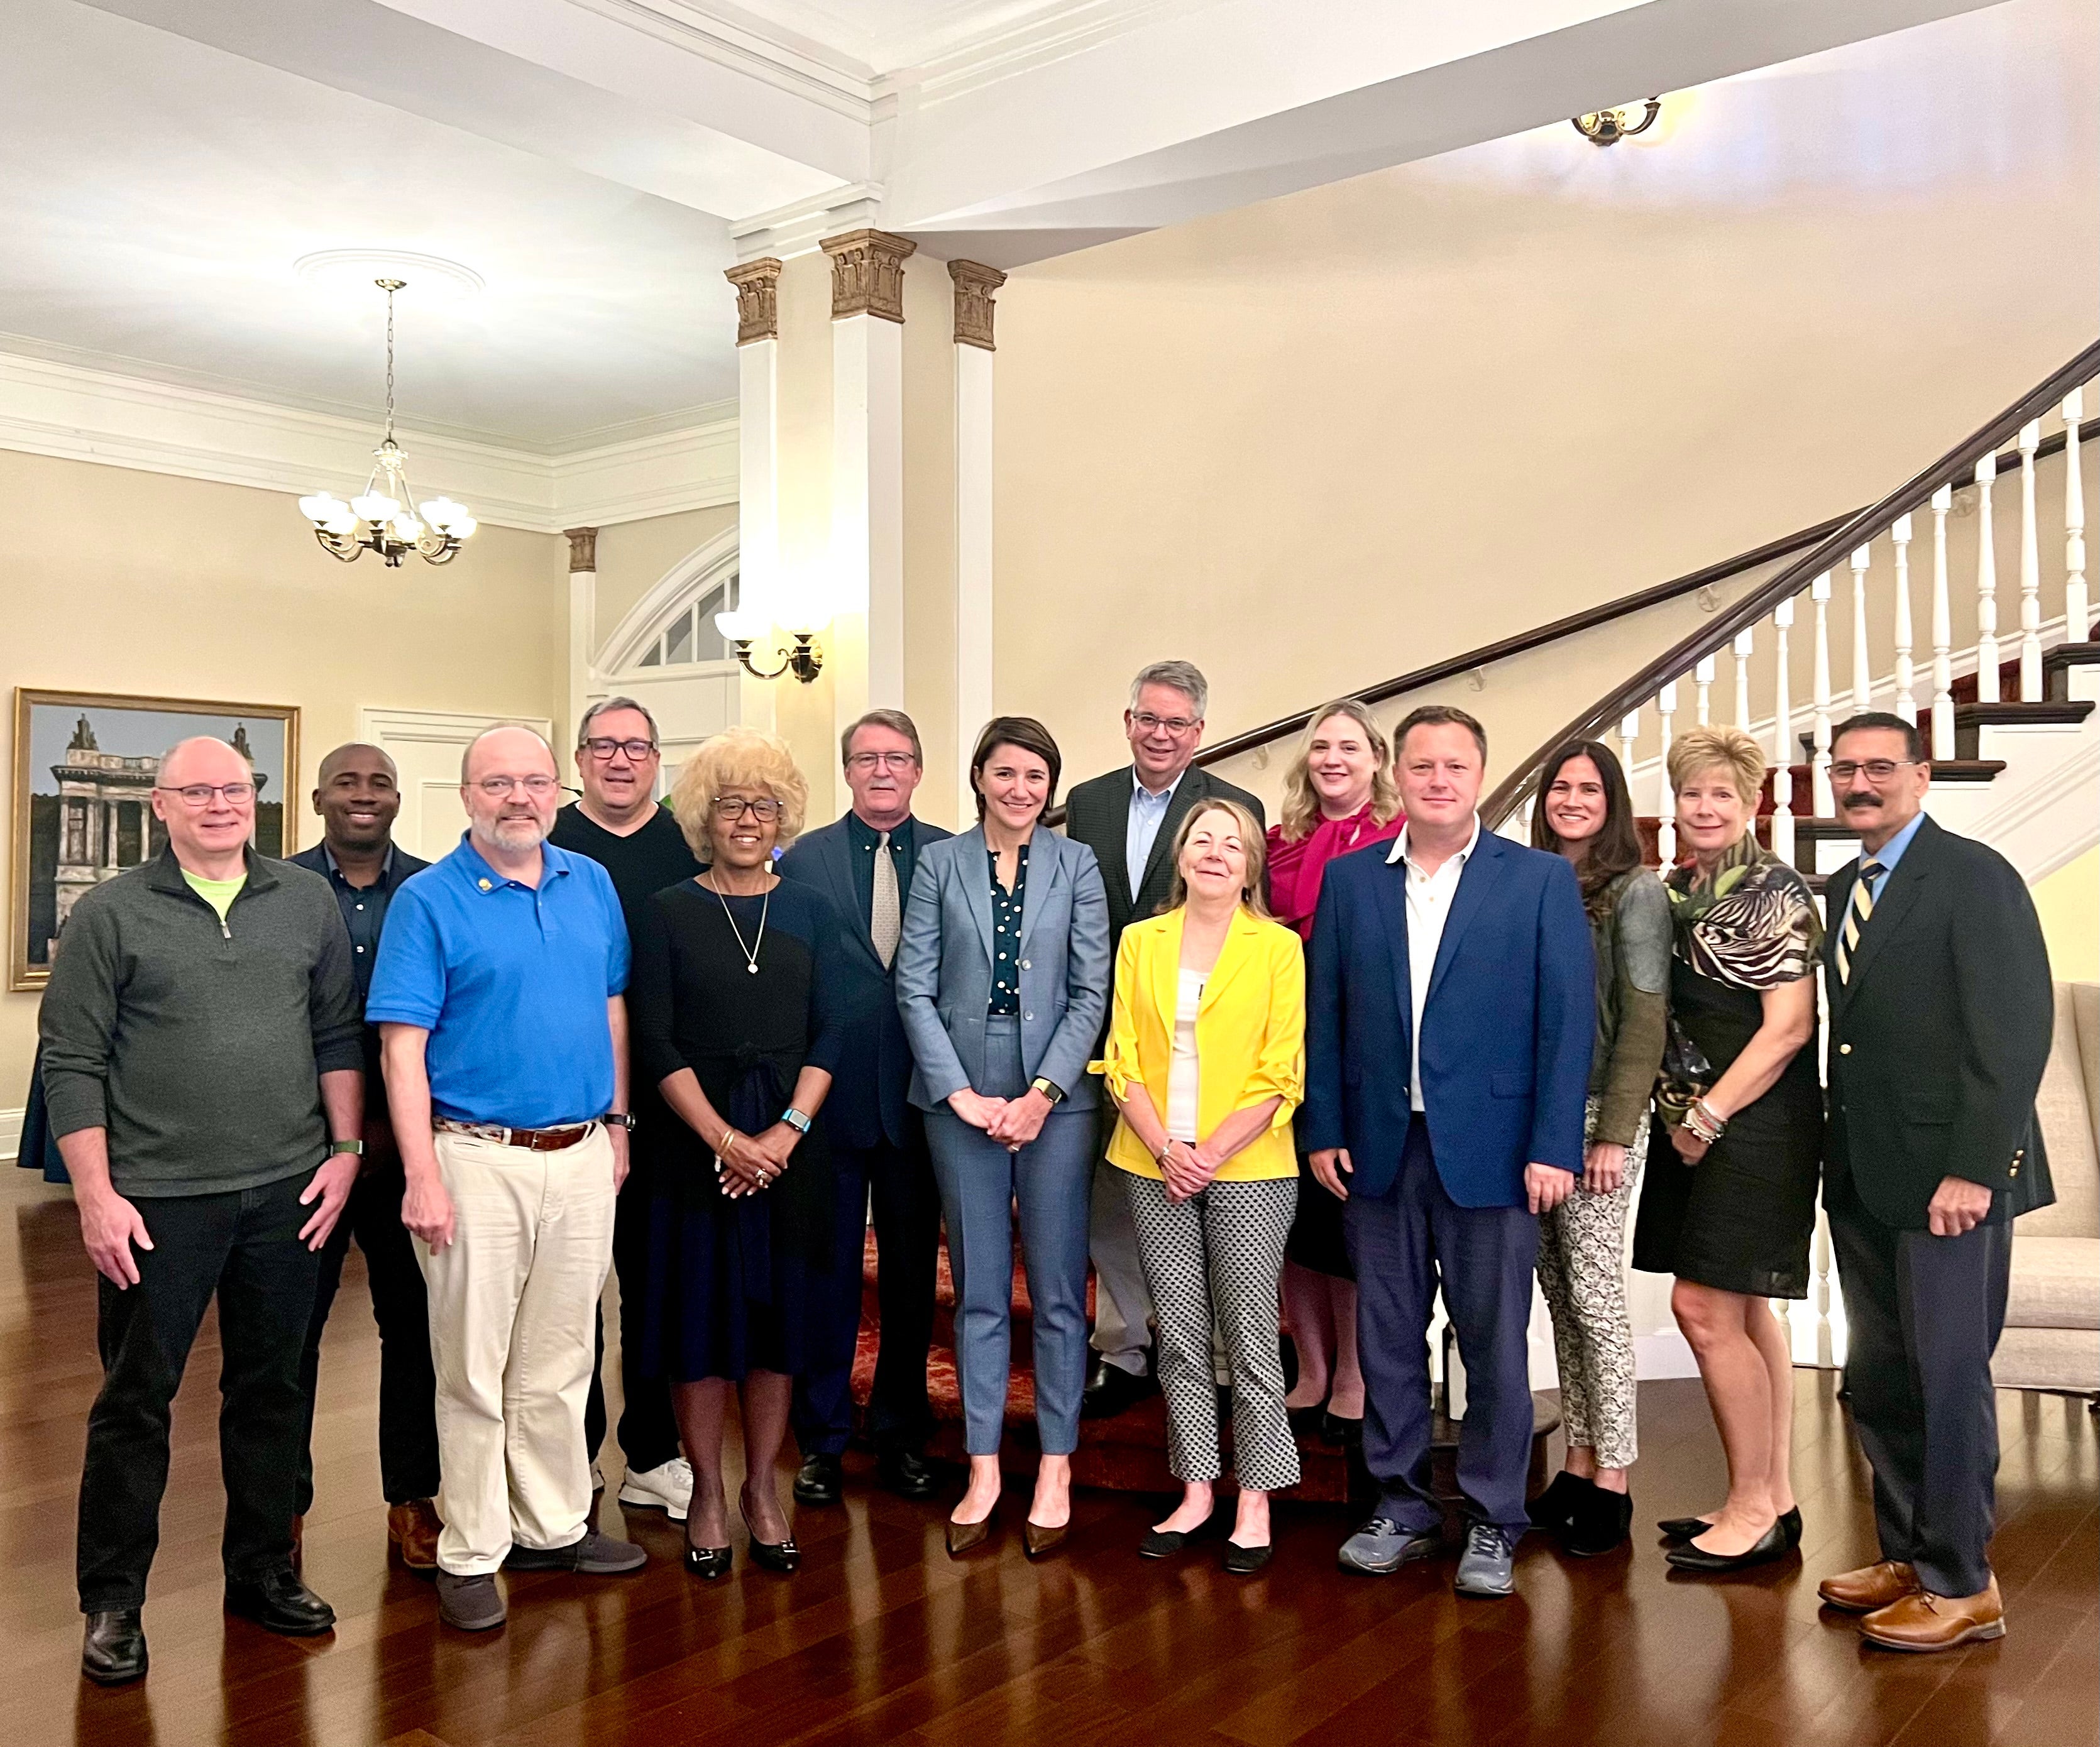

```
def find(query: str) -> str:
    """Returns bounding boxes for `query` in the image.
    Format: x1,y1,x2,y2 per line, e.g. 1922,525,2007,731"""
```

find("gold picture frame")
11,689,300,991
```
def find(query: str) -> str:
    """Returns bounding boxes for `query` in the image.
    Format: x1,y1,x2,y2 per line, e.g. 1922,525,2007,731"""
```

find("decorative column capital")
948,261,1008,351
564,527,598,572
724,258,783,344
821,229,917,323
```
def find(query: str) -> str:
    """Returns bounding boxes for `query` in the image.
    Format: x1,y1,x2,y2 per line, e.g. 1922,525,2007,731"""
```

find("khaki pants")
415,1124,617,1575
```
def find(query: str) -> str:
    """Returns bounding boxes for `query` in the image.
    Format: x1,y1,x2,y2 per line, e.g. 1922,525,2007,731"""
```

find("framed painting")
11,689,300,991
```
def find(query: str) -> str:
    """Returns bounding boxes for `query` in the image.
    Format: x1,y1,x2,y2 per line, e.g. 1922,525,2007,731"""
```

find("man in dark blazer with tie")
1060,660,1265,1416
1303,706,1592,1599
1814,711,2054,1653
778,709,952,1504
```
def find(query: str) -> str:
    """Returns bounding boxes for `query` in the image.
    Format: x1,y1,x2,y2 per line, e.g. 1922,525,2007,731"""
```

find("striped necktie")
1835,859,1884,985
871,830,901,969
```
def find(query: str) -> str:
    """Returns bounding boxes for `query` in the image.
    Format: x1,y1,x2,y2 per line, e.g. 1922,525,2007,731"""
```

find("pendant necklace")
708,874,770,973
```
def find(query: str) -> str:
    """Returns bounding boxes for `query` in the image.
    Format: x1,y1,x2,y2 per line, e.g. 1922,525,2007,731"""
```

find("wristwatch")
781,1107,814,1135
1030,1076,1067,1105
328,1139,365,1158
603,1112,637,1132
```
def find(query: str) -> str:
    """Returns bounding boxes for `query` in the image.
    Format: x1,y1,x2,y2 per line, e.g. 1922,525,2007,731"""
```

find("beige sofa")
1993,981,2100,1394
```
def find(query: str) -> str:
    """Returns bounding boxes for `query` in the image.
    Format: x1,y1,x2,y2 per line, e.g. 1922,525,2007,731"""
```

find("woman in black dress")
1632,725,1822,1575
629,728,848,1579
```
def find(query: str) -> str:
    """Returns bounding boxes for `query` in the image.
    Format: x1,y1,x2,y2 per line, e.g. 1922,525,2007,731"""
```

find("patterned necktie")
871,830,901,970
1835,859,1884,985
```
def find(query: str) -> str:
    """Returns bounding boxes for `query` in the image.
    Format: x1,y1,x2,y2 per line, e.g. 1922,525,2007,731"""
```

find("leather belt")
434,1117,597,1153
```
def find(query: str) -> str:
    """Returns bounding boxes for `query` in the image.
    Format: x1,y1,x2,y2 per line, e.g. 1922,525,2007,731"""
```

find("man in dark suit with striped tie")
1815,711,2054,1653
779,709,952,1504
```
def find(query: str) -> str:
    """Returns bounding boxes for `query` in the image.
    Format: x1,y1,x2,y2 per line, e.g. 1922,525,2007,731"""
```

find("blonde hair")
1667,724,1766,809
669,727,810,861
1163,799,1273,919
1278,698,1402,843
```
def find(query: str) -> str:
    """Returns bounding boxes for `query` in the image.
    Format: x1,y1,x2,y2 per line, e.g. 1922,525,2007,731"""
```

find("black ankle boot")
1529,1470,1591,1534
1562,1482,1632,1557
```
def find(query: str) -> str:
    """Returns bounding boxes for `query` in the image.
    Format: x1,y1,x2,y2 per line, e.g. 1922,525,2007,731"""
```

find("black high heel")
683,1539,732,1580
739,1484,801,1574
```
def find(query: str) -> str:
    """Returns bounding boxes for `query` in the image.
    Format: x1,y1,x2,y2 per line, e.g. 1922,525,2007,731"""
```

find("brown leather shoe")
1861,1578,2005,1652
388,1499,442,1575
1818,1560,1920,1613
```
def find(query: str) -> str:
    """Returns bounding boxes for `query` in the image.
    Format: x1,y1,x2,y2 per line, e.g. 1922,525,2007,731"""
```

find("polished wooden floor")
4,1168,2092,1747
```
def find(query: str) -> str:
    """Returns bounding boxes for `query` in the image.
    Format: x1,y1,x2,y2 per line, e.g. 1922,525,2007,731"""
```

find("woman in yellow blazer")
1096,797,1305,1574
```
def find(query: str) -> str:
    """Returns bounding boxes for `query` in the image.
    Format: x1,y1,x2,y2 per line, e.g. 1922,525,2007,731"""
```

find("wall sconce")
1571,98,1661,146
714,608,826,684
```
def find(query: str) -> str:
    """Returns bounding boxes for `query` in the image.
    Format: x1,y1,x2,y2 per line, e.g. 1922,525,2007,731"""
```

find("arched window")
635,571,739,669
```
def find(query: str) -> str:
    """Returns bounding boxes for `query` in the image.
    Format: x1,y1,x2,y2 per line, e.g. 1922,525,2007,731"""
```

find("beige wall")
2035,848,2099,983
0,448,564,1103
590,504,739,662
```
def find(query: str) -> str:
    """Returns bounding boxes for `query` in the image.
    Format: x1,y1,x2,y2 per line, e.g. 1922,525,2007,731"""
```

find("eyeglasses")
1828,758,1921,784
155,782,255,808
712,797,782,821
581,737,657,762
473,775,560,797
846,752,918,772
1130,711,1200,736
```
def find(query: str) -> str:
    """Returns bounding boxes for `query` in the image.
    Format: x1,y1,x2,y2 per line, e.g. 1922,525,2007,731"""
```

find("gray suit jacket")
895,824,1111,1112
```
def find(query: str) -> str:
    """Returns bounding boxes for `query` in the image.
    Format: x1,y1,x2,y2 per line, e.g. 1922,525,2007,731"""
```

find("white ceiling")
0,0,2032,454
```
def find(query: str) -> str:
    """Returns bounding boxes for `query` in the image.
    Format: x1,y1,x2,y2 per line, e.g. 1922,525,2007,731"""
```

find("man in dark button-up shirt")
778,709,952,1505
287,743,440,1577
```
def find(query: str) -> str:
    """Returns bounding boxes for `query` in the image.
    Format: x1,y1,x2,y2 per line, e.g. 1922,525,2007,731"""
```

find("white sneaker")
618,1457,693,1522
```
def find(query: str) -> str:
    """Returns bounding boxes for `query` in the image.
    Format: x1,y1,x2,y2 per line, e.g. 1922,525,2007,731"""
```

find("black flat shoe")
1664,1518,1792,1574
793,1452,843,1507
1531,1471,1591,1534
1659,1505,1798,1546
1223,1540,1273,1575
1287,1404,1326,1441
82,1610,146,1685
877,1447,942,1501
740,1486,801,1574
946,1508,995,1558
1778,1506,1803,1548
683,1542,732,1580
1139,1511,1218,1559
1563,1485,1632,1558
224,1569,336,1636
1321,1409,1364,1447
1023,1520,1068,1560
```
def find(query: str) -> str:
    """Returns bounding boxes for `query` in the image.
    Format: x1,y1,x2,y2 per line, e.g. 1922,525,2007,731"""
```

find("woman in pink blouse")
1266,698,1403,1441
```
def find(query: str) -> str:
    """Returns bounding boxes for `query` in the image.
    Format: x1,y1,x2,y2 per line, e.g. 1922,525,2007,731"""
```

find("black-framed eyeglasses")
581,737,657,762
712,796,781,821
1829,758,1921,784
155,782,255,807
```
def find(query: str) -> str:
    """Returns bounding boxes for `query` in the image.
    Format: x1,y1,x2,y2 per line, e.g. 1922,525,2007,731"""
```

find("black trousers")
586,1155,682,1474
79,1171,321,1613
792,1130,942,1457
295,1148,440,1511
1827,1162,2013,1598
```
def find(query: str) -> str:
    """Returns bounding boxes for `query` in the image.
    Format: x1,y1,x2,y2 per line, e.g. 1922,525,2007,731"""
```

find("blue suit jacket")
1301,828,1595,1208
778,814,951,1150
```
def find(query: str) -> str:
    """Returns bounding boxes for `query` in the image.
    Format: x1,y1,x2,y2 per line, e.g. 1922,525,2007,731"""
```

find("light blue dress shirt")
1860,809,1926,900
1124,769,1184,903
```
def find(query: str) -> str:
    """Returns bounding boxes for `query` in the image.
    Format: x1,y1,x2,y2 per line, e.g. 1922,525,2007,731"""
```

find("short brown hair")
968,716,1062,821
1666,724,1765,809
669,727,810,860
1395,704,1487,764
840,708,923,768
1163,799,1273,919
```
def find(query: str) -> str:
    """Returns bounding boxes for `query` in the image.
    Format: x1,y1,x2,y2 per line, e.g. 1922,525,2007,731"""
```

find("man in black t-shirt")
547,697,701,1520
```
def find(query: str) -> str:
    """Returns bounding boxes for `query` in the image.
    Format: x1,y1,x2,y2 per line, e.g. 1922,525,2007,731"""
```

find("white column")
564,527,597,759
952,261,1004,822
1931,485,1956,758
1974,454,2000,703
824,229,915,743
1693,654,1715,726
1771,598,1796,864
1656,681,1678,865
2066,389,2089,642
1733,627,1755,730
2018,420,2043,699
1849,544,1873,716
1891,514,1916,722
724,259,782,733
1810,572,1834,817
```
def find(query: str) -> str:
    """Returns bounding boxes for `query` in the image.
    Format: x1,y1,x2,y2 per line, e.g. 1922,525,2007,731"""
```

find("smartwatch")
781,1107,814,1136
603,1112,638,1133
328,1139,365,1158
1030,1076,1067,1105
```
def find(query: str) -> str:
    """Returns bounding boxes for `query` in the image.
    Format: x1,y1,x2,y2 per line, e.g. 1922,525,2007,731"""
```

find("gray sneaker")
1454,1522,1516,1597
505,1530,647,1576
1338,1516,1444,1575
435,1571,507,1631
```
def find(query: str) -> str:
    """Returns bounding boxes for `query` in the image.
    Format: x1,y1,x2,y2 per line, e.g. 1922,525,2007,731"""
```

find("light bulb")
390,514,426,542
298,492,348,528
447,515,477,540
713,608,767,643
419,496,465,530
351,492,400,523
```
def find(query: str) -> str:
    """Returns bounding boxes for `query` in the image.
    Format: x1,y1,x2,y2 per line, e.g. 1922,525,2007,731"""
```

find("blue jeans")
924,1016,1094,1456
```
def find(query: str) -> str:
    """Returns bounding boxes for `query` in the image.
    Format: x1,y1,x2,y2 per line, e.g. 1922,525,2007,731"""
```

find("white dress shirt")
1386,816,1482,1113
1124,768,1185,904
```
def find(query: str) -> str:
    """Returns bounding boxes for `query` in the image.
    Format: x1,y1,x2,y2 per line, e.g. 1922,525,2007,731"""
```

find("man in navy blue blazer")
778,709,952,1505
1304,705,1593,1598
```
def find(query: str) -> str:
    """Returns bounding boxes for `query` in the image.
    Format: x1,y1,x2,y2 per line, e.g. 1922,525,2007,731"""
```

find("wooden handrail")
1479,341,2100,825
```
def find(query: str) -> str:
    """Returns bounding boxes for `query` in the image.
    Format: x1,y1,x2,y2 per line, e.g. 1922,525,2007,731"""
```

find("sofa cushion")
2005,1234,2100,1330
2015,982,2099,1239
1991,1324,2100,1393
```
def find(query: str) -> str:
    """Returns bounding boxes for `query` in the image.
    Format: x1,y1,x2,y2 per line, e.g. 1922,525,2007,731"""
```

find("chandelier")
298,278,477,566
1571,98,1662,146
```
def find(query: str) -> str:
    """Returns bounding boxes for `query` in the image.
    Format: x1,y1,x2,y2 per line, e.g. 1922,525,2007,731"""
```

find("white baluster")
1931,485,1955,758
2018,420,2043,699
1975,454,1999,703
1657,681,1678,865
1733,627,1755,729
1693,654,1715,725
1892,513,1916,722
1618,708,1640,798
1849,544,1874,715
1771,598,1796,865
1811,572,1834,817
2065,389,2088,644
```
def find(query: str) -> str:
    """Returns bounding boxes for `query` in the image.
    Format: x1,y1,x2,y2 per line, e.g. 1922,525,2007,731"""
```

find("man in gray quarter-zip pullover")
39,737,364,1687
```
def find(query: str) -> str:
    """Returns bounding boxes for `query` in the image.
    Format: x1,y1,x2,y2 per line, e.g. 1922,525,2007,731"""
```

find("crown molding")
0,349,737,535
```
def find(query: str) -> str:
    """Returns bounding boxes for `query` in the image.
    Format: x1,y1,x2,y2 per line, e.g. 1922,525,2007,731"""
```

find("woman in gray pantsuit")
896,716,1110,1560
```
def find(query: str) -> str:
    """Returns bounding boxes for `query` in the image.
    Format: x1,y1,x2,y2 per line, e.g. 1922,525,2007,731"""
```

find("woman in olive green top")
1527,740,1669,1555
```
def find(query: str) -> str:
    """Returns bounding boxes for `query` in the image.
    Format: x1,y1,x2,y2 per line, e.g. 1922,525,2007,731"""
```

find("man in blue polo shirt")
368,725,646,1633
